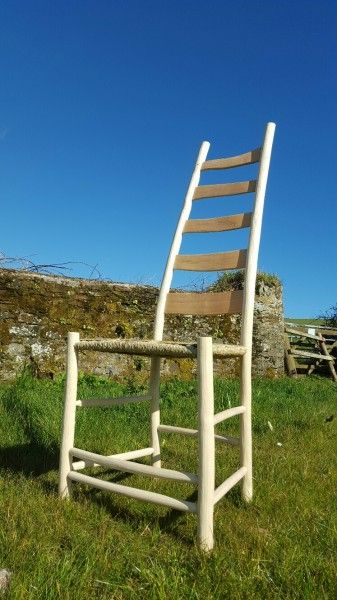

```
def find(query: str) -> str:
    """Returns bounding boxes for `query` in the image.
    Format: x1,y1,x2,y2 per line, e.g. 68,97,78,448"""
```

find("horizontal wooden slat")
158,425,240,445
165,289,243,315
193,180,256,200
174,250,246,271
213,405,246,425
72,447,154,471
70,447,198,483
285,327,322,341
68,471,197,513
201,149,261,170
213,467,247,505
290,349,334,361
183,212,252,233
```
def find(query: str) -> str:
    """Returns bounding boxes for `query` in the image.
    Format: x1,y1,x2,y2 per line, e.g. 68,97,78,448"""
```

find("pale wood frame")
59,123,276,551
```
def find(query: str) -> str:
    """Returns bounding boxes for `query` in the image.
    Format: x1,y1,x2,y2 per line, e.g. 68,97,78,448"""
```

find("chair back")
154,123,276,349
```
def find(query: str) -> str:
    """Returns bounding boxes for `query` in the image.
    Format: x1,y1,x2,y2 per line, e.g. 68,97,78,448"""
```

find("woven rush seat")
76,338,246,358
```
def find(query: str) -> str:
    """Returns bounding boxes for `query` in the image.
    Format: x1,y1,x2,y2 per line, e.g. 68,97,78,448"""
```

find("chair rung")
70,448,198,483
214,406,246,425
213,467,247,505
76,394,151,407
158,424,198,436
158,425,239,446
72,447,154,471
68,471,197,513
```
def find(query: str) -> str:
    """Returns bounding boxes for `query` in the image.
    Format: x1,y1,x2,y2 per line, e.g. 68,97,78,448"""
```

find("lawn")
1,373,337,599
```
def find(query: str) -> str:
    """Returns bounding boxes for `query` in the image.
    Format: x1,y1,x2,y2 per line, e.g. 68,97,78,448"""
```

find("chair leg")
59,332,79,498
197,336,215,552
240,352,253,502
149,356,161,468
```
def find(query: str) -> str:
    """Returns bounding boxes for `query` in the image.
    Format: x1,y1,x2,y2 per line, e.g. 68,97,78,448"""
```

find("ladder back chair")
59,122,276,551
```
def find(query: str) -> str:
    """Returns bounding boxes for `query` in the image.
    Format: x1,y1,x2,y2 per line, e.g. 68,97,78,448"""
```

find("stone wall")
0,268,284,381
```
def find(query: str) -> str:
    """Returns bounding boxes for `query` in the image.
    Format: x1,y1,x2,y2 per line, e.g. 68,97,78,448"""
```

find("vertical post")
59,332,79,498
239,123,275,503
240,351,253,502
149,356,161,468
197,336,215,552
319,333,337,382
284,333,298,377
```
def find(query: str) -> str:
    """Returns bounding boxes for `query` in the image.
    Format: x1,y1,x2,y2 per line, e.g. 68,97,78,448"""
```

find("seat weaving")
76,338,246,359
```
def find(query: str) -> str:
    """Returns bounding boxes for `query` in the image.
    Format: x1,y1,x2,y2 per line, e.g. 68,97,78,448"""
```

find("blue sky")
1,0,336,317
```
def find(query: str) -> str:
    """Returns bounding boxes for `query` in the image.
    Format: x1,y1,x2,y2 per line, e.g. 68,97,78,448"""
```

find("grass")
1,372,337,599
286,318,326,326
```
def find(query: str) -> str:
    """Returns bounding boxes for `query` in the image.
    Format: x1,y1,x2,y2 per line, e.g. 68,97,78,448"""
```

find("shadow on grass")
61,468,200,545
0,442,58,476
0,438,246,546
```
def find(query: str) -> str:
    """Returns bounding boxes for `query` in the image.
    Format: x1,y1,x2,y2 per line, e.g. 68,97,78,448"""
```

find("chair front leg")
59,332,79,498
197,336,215,552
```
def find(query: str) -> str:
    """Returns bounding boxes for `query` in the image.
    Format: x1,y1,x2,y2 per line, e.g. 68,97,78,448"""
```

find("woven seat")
77,338,246,358
59,124,276,551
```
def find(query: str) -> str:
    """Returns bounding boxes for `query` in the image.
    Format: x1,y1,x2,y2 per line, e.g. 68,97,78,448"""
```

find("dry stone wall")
0,268,284,381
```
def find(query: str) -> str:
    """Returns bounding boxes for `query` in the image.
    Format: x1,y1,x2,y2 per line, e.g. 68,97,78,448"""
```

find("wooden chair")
59,123,276,551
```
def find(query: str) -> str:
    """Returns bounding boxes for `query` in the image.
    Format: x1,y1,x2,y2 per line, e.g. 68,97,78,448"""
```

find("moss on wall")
0,268,284,381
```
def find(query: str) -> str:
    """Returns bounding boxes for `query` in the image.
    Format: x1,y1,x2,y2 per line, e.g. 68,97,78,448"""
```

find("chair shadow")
80,472,199,545
0,442,58,476
0,444,226,545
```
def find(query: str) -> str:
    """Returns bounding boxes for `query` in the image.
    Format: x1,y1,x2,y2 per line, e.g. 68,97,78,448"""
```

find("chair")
59,122,276,551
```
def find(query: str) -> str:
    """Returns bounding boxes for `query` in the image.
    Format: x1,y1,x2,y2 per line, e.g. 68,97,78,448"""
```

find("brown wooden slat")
174,250,246,272
201,148,261,170
285,327,322,341
193,181,256,200
290,349,334,361
165,290,243,315
183,212,252,233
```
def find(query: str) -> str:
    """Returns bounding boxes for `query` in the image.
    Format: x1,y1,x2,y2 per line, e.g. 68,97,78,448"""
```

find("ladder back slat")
183,212,252,233
193,180,256,200
201,148,261,170
174,250,246,272
165,290,243,315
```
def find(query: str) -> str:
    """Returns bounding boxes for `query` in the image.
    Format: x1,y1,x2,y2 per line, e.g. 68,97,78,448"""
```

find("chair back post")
241,122,276,348
149,141,209,469
240,122,276,502
153,141,210,341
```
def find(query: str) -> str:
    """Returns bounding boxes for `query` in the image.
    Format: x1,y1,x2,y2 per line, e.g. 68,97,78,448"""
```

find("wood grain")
183,212,252,233
201,149,261,170
193,181,256,200
174,250,246,271
165,290,243,315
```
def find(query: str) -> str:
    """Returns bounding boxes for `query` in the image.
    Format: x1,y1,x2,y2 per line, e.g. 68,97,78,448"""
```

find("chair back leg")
59,332,79,498
197,336,215,552
149,356,161,468
240,351,253,501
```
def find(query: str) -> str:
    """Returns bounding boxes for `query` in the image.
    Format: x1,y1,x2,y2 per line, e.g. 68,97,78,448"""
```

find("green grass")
1,373,337,599
286,318,326,326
